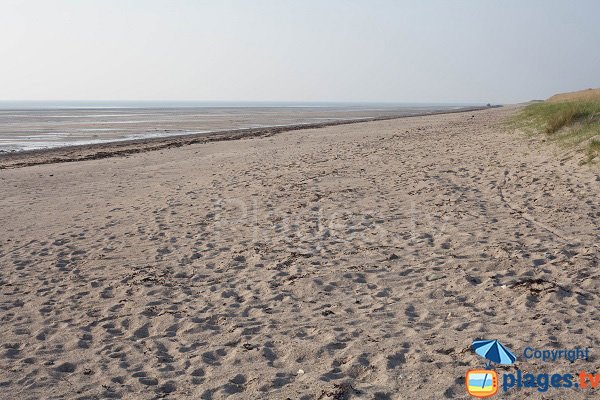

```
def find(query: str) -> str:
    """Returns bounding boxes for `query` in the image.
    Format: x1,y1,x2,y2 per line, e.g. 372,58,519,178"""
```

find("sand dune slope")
547,87,600,102
0,107,598,399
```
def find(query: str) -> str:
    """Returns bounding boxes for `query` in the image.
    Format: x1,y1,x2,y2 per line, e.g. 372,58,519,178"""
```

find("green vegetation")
514,100,600,164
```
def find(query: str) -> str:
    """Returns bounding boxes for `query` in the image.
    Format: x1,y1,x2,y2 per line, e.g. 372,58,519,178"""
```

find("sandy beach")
0,106,599,399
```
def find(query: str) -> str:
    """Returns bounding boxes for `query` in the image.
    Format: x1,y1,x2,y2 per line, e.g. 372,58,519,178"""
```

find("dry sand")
0,106,598,399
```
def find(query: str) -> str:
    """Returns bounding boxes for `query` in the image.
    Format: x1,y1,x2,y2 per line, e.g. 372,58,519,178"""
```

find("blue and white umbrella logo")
472,339,516,368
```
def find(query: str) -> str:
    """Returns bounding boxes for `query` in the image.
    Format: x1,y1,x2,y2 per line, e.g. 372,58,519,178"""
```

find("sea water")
0,102,478,152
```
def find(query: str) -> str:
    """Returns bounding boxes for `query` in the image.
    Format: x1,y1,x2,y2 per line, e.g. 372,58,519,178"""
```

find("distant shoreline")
0,105,493,170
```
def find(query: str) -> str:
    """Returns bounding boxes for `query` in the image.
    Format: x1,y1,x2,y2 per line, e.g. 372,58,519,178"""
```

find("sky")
1,0,599,104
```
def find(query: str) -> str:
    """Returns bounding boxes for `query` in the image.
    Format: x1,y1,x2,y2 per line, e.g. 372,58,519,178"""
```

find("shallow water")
0,104,470,152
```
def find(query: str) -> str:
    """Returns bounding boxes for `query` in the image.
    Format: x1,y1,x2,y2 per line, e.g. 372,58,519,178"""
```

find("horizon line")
0,99,497,110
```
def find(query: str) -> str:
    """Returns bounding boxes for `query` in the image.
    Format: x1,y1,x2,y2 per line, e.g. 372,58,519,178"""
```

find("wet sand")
0,106,598,399
0,105,470,153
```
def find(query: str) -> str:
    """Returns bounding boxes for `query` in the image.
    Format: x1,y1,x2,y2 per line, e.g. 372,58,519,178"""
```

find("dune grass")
547,88,600,103
514,100,600,164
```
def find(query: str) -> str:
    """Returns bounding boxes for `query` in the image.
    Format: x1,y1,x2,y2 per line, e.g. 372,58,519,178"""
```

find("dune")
516,88,600,164
547,87,600,102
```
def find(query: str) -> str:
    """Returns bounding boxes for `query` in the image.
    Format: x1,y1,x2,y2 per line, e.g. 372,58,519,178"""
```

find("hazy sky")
1,0,599,103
